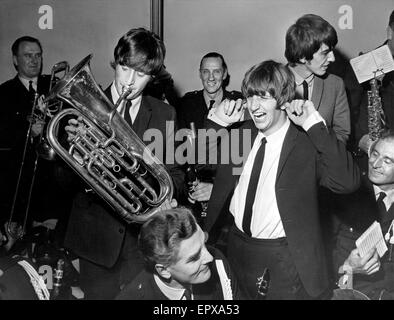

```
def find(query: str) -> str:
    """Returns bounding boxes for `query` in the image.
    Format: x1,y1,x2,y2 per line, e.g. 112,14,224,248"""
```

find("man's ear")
387,26,393,40
223,69,228,81
155,263,171,280
299,57,307,64
12,55,18,68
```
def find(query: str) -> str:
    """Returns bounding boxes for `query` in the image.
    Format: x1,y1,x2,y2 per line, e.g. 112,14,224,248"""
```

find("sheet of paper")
355,221,388,258
350,45,394,84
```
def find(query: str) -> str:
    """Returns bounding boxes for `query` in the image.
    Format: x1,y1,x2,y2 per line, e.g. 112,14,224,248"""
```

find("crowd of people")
0,10,394,300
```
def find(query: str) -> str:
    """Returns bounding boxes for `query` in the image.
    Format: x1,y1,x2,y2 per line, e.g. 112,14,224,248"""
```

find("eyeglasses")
256,268,270,298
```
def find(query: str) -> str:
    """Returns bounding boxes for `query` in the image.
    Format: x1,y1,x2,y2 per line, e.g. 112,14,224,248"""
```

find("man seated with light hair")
332,130,394,299
116,207,244,300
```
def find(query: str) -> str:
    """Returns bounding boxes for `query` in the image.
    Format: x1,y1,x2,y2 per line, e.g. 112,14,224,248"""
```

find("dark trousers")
227,225,310,300
79,228,145,300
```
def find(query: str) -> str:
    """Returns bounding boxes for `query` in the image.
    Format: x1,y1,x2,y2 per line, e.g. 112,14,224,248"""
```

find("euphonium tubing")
46,54,173,223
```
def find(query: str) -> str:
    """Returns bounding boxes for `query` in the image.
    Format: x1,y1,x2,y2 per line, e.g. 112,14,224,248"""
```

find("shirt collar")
373,184,394,208
203,88,223,109
111,81,142,111
19,76,38,90
153,273,192,300
288,66,314,86
257,118,290,144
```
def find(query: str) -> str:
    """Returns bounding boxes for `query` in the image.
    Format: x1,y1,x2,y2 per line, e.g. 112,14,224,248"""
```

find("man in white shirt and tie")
197,60,360,299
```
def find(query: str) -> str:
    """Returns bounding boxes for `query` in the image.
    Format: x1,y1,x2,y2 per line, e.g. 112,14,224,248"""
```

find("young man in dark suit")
116,207,243,300
285,14,350,144
196,60,360,299
63,28,184,299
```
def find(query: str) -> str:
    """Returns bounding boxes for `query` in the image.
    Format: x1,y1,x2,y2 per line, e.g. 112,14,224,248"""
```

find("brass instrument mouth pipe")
109,86,133,125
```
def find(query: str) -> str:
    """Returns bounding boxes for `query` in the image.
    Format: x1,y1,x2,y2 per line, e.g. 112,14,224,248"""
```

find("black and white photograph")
0,0,393,308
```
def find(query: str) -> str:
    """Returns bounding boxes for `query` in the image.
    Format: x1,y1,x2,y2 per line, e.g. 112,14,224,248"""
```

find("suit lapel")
276,124,298,181
311,76,324,111
133,96,152,139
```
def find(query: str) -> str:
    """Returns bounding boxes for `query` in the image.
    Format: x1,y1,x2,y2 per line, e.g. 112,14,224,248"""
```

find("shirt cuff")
302,111,326,131
207,112,231,127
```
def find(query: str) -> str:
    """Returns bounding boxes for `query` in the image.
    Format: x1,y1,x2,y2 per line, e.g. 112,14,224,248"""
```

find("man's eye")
137,71,146,77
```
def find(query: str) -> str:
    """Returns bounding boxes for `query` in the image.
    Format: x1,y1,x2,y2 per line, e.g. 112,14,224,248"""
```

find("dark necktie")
208,99,215,111
123,100,132,127
182,287,192,300
242,137,267,237
377,192,387,222
28,80,36,95
302,80,309,100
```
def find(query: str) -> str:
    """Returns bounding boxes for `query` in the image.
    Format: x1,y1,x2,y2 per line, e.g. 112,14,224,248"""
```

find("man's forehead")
177,227,204,260
19,42,41,52
201,57,223,69
374,139,394,157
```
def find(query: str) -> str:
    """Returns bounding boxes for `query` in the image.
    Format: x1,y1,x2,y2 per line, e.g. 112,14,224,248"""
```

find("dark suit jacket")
331,176,394,298
0,75,54,219
177,89,244,129
332,176,394,268
115,246,244,300
201,119,360,298
64,87,185,268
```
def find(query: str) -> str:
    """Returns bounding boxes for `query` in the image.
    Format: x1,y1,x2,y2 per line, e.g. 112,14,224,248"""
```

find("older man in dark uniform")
177,52,245,130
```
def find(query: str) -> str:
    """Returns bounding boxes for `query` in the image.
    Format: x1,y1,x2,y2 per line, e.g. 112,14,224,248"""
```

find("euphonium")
367,77,387,141
45,54,173,223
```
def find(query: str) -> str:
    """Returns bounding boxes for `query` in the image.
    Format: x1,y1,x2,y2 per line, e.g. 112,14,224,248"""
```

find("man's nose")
126,70,136,85
202,247,214,264
372,157,382,168
327,51,335,63
249,96,260,111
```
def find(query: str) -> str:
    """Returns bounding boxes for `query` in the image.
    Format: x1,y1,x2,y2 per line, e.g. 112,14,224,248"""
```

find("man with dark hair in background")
285,14,351,144
64,27,185,299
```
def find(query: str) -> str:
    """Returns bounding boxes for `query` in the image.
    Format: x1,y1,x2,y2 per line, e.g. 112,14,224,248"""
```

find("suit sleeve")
164,107,187,201
332,78,351,144
307,122,360,193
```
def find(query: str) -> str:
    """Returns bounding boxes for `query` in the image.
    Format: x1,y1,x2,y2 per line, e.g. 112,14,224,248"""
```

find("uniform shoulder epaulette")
184,90,199,96
228,90,243,98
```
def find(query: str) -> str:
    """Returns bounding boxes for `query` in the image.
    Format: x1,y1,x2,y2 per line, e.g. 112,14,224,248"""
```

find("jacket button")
119,228,124,234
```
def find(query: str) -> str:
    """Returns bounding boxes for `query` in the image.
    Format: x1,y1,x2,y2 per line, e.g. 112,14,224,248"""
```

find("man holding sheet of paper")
331,130,394,299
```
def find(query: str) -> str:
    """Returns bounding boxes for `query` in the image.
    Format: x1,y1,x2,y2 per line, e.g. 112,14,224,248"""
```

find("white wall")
1,0,393,96
0,0,150,87
164,0,394,96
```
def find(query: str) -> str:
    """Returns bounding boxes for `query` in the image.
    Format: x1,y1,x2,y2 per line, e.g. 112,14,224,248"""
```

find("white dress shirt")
110,82,141,124
373,185,394,211
230,119,290,238
153,274,193,300
19,76,38,92
289,66,314,100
